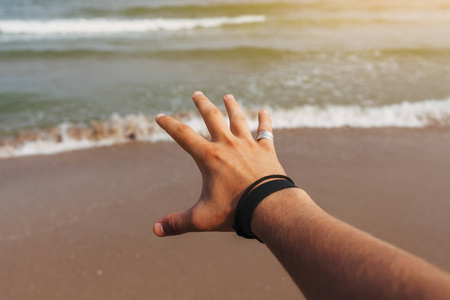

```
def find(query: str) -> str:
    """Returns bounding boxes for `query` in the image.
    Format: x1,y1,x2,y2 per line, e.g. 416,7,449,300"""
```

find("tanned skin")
152,91,450,299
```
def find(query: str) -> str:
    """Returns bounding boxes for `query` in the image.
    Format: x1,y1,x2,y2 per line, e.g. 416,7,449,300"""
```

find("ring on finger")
257,130,274,142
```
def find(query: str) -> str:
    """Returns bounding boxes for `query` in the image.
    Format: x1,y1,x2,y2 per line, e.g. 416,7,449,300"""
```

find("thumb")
153,210,194,237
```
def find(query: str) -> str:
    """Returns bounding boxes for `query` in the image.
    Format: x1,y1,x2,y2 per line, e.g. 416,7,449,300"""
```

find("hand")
153,91,286,237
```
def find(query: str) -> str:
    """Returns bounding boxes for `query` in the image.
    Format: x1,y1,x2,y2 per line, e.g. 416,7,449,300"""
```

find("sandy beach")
1,127,449,299
2,0,450,298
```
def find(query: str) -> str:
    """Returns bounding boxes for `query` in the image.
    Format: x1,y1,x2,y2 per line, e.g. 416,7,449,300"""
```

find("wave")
265,99,450,129
1,98,449,159
2,46,449,61
0,46,296,61
0,15,266,36
80,3,301,18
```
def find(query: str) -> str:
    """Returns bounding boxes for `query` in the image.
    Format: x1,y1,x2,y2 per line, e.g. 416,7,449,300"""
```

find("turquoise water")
1,0,450,143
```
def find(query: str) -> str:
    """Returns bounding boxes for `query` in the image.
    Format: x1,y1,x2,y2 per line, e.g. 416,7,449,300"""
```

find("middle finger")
223,94,253,140
192,91,230,141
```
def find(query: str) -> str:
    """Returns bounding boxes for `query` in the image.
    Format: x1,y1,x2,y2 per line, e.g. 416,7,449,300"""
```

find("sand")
1,128,449,300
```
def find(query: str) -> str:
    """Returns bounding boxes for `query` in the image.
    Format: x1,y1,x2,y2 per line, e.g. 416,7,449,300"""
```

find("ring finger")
257,109,274,149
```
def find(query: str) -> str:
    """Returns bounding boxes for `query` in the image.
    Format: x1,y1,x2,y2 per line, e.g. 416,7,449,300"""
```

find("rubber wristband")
235,175,294,213
234,176,297,243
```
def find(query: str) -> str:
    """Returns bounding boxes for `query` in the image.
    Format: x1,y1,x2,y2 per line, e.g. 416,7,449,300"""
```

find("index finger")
155,113,208,158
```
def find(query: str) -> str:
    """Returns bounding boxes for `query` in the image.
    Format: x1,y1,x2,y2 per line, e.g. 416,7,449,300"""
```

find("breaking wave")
0,15,266,36
1,98,449,159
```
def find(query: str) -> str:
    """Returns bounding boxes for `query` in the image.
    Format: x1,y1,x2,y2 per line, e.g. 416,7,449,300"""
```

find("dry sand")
1,128,449,300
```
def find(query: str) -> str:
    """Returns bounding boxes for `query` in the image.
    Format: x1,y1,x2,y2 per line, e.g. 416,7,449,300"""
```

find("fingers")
192,91,230,141
155,113,208,157
257,109,274,149
223,94,253,139
153,209,195,237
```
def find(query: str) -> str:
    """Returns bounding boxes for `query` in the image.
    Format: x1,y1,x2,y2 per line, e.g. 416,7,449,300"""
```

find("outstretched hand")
153,91,285,237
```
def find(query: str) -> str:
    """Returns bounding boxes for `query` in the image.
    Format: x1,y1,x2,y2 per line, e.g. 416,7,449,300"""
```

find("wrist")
233,175,297,242
250,188,318,243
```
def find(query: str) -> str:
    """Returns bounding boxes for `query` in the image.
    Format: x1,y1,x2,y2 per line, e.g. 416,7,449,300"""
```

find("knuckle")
174,124,191,136
204,108,222,120
260,114,271,124
262,142,276,152
166,217,179,234
202,144,221,162
260,120,271,128
223,135,239,148
246,138,258,148
236,114,247,124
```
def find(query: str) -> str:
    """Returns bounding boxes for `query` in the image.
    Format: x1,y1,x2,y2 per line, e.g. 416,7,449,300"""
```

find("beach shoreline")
1,127,449,299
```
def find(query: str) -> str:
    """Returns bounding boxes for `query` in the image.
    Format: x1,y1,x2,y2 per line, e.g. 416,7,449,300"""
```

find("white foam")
3,136,121,157
0,98,449,159
266,98,450,129
0,15,266,36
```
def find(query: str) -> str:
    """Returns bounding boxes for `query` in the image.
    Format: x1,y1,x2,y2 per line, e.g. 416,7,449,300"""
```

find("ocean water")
1,0,450,157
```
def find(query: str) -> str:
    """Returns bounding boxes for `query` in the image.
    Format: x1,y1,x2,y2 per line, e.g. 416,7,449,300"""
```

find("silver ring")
257,130,274,142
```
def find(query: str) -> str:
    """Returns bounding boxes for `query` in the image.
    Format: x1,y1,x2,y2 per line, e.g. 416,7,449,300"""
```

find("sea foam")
0,15,266,36
0,98,449,158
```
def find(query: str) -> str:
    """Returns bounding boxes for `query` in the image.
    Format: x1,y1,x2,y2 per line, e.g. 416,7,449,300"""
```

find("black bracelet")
233,175,298,243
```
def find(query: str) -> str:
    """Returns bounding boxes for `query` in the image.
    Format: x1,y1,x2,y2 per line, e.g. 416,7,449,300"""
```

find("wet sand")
1,128,449,300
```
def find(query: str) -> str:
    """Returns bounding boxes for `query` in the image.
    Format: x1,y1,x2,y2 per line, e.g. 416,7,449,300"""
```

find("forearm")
252,188,450,300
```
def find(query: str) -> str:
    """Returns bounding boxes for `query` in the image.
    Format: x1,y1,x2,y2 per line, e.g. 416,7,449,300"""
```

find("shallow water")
0,0,450,156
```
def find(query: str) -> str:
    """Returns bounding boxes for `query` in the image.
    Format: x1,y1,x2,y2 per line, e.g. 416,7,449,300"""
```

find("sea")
1,0,450,157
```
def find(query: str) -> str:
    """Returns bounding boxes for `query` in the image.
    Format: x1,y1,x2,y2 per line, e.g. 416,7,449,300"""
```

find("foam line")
0,98,449,158
0,15,266,36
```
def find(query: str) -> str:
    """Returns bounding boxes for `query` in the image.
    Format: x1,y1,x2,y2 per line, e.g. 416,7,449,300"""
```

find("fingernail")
155,113,165,121
261,109,269,115
193,91,203,96
157,222,165,236
225,94,234,100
